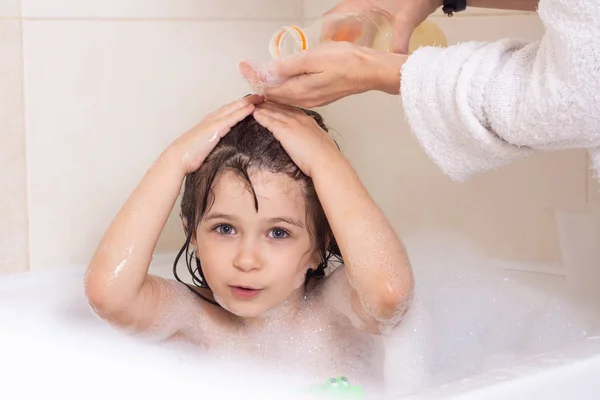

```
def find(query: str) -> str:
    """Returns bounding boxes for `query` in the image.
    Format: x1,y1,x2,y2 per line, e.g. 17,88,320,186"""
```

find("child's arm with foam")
84,149,188,336
311,157,413,334
253,102,413,334
84,96,261,337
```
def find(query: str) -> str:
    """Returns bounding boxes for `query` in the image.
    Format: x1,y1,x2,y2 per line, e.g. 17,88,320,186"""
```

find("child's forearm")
85,149,185,313
312,157,414,323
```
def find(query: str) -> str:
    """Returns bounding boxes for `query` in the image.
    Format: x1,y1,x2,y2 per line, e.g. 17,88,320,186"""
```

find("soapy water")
383,232,595,394
0,231,594,398
107,243,134,281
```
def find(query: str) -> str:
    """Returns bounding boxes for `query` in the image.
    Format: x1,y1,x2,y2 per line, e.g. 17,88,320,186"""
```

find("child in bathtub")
84,95,414,385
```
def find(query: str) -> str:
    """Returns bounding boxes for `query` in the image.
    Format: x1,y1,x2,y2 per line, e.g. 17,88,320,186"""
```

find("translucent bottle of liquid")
269,9,447,59
407,19,447,54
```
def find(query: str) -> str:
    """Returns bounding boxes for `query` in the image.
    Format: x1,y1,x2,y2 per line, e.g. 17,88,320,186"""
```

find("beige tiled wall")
21,0,303,19
22,20,300,270
0,0,19,16
0,1,592,274
20,1,302,270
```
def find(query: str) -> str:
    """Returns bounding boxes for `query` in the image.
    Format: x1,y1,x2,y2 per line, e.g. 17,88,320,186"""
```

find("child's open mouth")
230,286,262,299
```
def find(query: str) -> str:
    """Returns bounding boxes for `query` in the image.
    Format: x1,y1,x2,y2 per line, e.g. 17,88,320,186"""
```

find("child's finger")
258,101,300,115
254,103,289,123
212,95,263,120
255,102,303,123
212,104,256,139
253,109,289,141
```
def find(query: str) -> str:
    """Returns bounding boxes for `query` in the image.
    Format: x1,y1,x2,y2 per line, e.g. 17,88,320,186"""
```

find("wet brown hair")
173,106,342,306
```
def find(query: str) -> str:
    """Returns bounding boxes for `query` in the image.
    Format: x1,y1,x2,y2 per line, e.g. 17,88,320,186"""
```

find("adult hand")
325,0,441,53
238,42,406,108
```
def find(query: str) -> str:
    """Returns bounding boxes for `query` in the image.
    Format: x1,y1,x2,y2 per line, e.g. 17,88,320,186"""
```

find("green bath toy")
298,376,365,399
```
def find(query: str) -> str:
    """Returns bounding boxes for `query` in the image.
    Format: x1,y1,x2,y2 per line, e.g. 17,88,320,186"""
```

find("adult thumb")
391,20,414,54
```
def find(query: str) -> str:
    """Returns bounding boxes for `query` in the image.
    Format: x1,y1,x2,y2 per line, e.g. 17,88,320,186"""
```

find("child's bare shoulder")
143,276,233,345
310,267,387,335
307,266,351,310
315,266,350,295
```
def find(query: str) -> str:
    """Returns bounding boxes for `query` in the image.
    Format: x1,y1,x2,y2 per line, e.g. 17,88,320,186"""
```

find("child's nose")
233,241,262,272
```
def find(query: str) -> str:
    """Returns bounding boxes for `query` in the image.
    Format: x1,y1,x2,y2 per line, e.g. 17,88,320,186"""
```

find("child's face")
195,169,316,318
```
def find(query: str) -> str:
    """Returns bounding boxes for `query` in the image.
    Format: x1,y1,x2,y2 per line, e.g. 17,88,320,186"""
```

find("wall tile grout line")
585,152,591,203
4,17,306,22
18,0,31,272
0,11,532,22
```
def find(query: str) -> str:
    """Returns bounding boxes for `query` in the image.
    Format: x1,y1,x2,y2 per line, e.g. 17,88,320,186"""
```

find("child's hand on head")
169,95,264,174
253,102,343,177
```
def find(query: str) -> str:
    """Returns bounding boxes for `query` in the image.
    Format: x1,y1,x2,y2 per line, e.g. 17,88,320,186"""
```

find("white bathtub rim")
399,335,600,399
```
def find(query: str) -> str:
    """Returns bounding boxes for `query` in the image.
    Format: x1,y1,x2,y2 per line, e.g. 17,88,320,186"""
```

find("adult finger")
240,52,314,86
237,61,262,90
262,75,322,107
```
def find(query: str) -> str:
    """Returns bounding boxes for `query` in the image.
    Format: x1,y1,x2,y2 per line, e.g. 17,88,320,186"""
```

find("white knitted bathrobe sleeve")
400,0,600,182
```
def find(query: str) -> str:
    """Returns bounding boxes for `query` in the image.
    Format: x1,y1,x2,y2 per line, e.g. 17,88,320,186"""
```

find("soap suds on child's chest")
205,302,385,385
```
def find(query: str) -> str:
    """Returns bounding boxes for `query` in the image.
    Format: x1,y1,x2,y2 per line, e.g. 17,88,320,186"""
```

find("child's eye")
268,228,289,239
215,224,236,235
